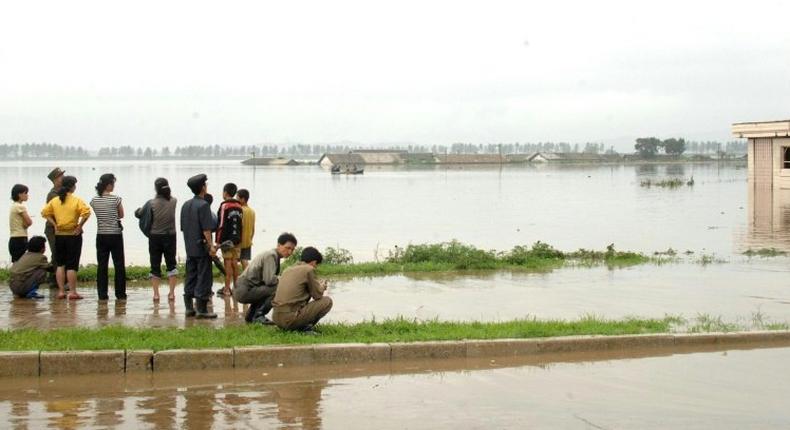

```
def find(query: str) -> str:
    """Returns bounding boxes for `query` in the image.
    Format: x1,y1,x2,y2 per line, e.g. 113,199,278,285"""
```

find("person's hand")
209,244,217,257
74,225,83,235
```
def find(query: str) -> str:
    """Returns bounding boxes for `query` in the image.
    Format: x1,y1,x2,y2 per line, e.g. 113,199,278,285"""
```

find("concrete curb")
2,331,790,378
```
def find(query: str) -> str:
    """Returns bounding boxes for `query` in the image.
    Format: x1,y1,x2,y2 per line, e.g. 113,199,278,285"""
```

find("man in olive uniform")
234,232,297,325
44,167,64,287
272,247,333,334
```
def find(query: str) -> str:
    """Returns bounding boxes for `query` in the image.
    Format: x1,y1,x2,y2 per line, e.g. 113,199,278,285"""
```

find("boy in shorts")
216,183,243,296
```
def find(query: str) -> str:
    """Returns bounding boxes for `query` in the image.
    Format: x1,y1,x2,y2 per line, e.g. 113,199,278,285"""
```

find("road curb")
3,331,790,377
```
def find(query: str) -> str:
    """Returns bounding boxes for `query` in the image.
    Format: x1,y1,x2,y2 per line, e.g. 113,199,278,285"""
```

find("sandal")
67,293,83,300
167,293,175,302
56,292,67,299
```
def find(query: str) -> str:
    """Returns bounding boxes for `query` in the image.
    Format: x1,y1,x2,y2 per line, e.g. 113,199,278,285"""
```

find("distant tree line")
634,138,746,158
0,140,748,160
0,143,90,159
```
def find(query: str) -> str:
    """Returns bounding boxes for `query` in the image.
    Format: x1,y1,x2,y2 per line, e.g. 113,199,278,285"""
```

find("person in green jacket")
9,236,52,299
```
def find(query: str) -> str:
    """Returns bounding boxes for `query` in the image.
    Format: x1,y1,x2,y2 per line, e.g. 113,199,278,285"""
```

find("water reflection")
743,179,790,252
4,346,790,429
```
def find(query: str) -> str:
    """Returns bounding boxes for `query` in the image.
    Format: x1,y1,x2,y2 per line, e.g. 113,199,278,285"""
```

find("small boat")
331,165,364,175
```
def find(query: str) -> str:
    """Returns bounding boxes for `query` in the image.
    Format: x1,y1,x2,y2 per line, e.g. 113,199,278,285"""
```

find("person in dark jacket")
180,174,217,318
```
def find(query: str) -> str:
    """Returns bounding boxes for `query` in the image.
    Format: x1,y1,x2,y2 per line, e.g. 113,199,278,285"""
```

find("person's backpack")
216,200,243,245
134,200,154,238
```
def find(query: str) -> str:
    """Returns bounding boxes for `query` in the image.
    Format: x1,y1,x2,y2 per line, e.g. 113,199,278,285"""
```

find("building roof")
318,153,366,165
436,154,505,164
732,120,790,138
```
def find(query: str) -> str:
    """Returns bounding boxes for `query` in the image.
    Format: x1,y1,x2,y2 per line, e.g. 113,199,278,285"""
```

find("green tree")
634,137,662,158
662,138,686,155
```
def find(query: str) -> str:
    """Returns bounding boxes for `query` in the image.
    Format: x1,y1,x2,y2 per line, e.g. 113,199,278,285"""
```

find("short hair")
223,183,238,197
11,184,28,202
277,232,297,246
27,236,46,252
300,246,323,264
237,189,250,202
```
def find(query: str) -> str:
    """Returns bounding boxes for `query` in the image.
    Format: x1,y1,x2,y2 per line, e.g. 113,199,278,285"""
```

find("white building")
732,119,790,188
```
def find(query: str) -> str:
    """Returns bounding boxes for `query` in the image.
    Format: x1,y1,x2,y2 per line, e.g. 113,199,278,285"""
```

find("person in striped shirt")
90,173,127,301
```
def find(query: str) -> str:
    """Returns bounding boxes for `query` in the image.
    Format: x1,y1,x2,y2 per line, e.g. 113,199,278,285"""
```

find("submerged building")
732,119,790,188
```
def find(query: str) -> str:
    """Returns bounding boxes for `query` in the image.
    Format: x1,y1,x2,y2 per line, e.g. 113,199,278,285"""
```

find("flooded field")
2,345,789,429
0,159,773,266
3,261,790,329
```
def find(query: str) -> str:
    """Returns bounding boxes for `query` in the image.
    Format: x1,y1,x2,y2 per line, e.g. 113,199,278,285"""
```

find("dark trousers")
184,256,213,300
96,234,127,300
234,283,277,322
148,234,177,278
8,237,27,263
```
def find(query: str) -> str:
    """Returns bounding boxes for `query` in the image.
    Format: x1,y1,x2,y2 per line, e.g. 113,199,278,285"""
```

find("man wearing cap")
180,173,218,318
44,167,64,286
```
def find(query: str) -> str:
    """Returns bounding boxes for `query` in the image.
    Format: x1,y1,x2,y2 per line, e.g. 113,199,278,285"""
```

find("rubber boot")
245,302,261,323
184,296,196,317
196,299,217,319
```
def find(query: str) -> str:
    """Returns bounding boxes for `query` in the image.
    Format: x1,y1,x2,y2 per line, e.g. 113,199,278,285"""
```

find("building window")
785,147,790,169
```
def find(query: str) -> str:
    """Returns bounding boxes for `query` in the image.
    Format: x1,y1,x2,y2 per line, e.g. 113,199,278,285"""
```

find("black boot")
196,299,217,319
245,302,261,323
184,296,196,317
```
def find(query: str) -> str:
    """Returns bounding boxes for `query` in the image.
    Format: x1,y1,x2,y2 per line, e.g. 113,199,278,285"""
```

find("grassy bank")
0,241,670,283
0,316,672,351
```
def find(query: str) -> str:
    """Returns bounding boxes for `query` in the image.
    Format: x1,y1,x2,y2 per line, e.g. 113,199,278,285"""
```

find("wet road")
3,261,790,329
2,345,789,429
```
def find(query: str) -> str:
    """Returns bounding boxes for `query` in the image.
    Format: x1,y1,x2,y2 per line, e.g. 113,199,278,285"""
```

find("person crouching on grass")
272,247,333,335
8,236,52,299
216,182,243,297
41,175,90,300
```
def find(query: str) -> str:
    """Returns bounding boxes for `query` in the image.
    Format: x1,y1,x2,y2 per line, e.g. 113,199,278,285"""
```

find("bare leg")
240,259,249,270
223,259,233,294
152,276,161,301
167,275,177,301
66,270,81,299
56,266,66,298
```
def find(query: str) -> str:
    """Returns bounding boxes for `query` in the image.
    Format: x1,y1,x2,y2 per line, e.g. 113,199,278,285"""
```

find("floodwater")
0,159,775,266
3,260,790,329
2,345,790,429
3,159,790,327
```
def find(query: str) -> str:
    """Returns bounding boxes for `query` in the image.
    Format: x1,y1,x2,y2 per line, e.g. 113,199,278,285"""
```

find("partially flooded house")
318,153,366,169
732,119,790,188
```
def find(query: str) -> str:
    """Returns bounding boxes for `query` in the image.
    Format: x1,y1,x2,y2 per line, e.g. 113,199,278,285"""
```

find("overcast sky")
1,0,788,150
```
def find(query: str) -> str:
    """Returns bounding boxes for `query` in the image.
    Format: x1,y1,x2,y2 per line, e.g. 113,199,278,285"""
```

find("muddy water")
0,159,765,267
3,260,790,329
2,345,790,429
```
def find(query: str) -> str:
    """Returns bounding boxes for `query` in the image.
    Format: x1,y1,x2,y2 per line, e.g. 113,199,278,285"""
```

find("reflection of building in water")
744,179,790,251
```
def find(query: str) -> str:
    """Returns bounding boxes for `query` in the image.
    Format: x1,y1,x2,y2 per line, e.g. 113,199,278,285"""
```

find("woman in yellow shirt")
41,176,91,300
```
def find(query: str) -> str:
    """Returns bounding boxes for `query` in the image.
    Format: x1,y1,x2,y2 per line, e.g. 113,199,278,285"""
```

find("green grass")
0,240,694,283
0,316,673,351
743,248,788,257
640,178,692,188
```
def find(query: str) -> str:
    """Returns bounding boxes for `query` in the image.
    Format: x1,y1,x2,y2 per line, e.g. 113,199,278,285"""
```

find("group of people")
7,168,333,333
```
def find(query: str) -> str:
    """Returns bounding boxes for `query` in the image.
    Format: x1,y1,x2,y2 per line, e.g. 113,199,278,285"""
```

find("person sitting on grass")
234,232,297,325
272,246,333,335
8,236,52,299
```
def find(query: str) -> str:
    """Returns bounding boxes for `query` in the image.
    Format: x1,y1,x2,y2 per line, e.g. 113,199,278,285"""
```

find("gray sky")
1,0,788,150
